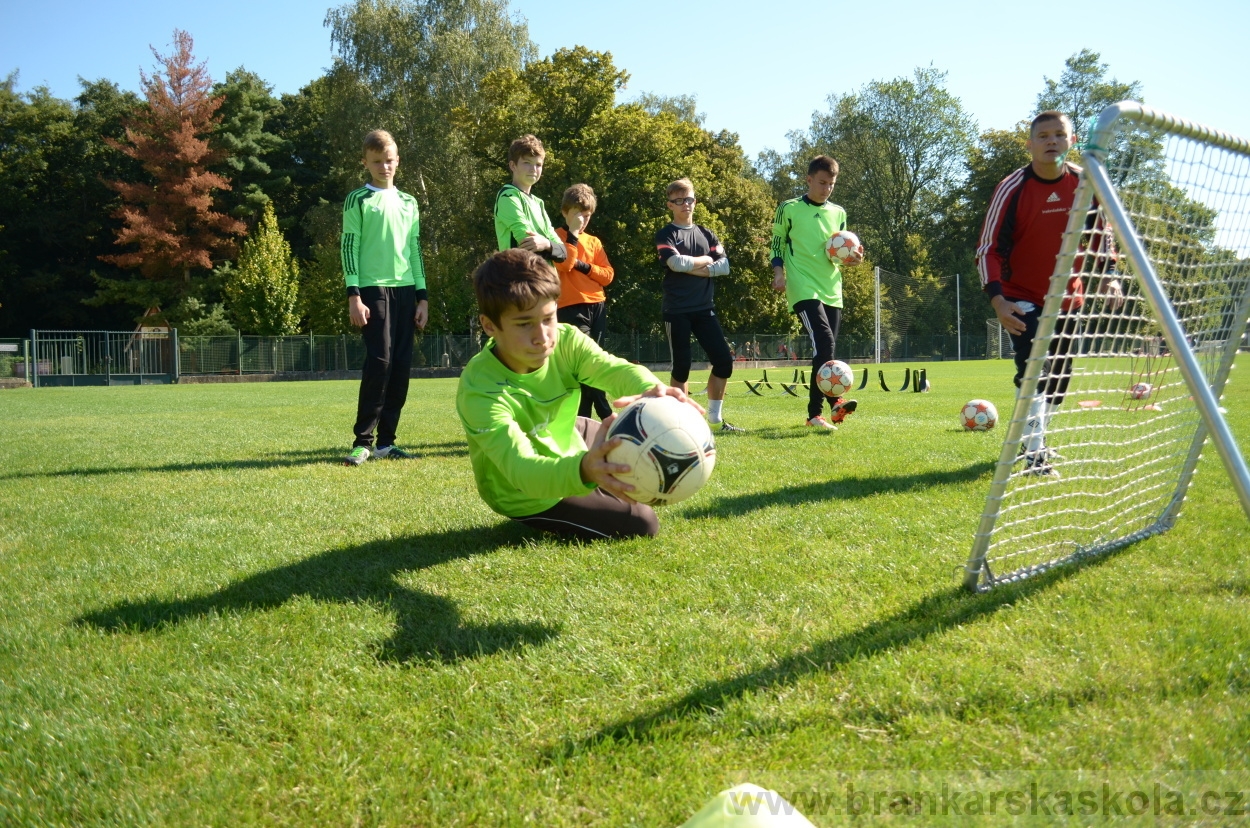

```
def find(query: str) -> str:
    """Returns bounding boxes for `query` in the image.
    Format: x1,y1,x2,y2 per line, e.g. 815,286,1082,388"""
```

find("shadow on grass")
0,441,469,480
547,561,1096,760
76,523,557,664
684,461,995,519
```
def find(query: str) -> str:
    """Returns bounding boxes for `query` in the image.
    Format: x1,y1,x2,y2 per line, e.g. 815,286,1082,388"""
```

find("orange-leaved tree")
97,30,245,324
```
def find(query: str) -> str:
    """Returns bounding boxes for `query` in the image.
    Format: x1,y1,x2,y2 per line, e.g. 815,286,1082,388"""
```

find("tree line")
0,0,1153,340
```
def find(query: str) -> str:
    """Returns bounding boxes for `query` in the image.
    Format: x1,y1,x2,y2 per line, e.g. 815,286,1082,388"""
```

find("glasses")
668,197,696,206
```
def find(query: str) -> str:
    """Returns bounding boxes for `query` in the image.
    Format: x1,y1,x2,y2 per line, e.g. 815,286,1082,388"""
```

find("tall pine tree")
223,202,300,335
97,30,244,325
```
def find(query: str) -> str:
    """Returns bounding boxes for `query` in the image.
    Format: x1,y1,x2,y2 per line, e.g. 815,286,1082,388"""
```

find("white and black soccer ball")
816,359,854,398
961,399,998,431
605,396,716,506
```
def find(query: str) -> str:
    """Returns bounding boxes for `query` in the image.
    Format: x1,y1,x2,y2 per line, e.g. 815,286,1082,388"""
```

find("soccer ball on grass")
1130,382,1152,400
961,399,998,431
606,396,716,506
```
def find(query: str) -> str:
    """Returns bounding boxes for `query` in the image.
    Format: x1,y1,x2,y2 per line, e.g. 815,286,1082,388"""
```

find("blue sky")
3,0,1247,160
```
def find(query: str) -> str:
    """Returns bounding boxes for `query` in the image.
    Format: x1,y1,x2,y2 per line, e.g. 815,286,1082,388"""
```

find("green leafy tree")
96,30,245,325
0,76,143,334
784,66,976,280
212,68,290,223
223,202,301,335
299,201,353,335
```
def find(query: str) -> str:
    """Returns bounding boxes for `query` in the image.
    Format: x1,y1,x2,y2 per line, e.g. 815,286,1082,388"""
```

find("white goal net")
964,102,1250,591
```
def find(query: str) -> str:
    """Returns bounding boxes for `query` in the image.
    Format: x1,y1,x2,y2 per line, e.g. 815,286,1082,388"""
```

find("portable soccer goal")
964,101,1250,592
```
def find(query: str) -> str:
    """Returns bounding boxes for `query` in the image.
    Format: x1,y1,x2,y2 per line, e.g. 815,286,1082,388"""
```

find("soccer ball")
816,360,854,397
826,230,861,262
605,396,716,506
1130,382,1152,400
961,399,998,431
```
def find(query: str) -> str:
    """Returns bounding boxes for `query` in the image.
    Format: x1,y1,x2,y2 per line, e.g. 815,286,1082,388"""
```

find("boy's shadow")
76,523,557,664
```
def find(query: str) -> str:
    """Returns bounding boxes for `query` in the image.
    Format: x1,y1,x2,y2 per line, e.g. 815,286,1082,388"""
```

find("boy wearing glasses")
654,178,743,433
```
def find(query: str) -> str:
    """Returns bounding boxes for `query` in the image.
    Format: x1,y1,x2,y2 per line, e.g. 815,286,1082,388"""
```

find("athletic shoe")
829,397,858,424
1022,456,1060,478
718,421,746,434
375,444,417,459
1016,444,1062,464
806,415,837,429
343,446,371,466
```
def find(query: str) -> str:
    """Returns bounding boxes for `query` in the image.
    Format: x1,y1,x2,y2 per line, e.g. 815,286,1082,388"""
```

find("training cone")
678,783,816,828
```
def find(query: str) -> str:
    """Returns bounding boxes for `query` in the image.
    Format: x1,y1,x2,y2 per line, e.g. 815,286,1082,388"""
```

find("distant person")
341,129,428,466
977,110,1121,476
494,134,567,263
770,155,860,429
457,249,702,540
655,178,744,433
554,183,614,419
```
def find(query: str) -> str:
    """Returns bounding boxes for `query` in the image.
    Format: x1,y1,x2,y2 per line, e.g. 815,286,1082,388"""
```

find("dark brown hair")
1030,110,1074,135
807,155,840,176
508,134,546,164
474,249,562,325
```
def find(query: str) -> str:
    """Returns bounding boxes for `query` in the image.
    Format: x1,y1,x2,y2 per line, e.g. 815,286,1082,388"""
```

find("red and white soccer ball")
961,399,998,431
816,360,854,398
826,230,861,263
606,396,716,506
1130,382,1152,400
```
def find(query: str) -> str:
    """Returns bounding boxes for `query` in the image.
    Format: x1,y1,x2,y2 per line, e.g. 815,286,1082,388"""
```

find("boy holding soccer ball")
770,155,861,429
457,248,700,540
977,111,1122,476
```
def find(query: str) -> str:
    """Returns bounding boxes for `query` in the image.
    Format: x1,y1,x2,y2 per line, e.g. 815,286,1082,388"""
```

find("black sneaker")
717,421,746,434
1022,456,1060,478
374,444,417,459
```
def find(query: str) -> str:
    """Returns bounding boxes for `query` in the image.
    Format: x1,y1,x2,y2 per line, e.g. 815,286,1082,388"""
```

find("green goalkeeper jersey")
770,195,847,309
494,184,561,254
340,184,427,294
457,324,658,517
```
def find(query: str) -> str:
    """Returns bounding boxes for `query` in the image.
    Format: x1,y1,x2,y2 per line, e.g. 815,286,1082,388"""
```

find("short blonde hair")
666,178,694,198
363,129,397,155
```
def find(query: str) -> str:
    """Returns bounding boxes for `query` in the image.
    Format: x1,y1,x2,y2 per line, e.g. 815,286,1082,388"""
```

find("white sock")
708,399,724,423
1024,395,1046,454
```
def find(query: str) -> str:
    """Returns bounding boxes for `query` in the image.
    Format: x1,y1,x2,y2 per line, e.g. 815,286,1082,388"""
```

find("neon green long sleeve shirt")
493,184,562,257
770,195,846,309
457,324,658,517
340,185,427,294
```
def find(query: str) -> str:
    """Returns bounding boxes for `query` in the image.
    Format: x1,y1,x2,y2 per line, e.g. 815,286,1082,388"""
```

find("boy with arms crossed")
457,248,700,540
655,178,744,433
493,134,567,263
341,129,428,466
554,183,615,419
977,111,1121,476
770,155,861,429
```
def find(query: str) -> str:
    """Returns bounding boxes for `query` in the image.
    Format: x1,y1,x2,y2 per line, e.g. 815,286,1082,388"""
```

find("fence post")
172,328,180,383
955,273,962,361
874,267,881,363
237,331,243,375
25,332,33,388
310,331,316,373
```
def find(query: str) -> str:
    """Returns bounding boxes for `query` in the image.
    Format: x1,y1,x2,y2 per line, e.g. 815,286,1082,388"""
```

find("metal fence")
24,330,177,386
3,329,1005,387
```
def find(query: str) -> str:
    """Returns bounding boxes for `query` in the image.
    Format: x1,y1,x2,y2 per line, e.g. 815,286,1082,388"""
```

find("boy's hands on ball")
580,415,636,500
612,383,706,416
844,243,865,265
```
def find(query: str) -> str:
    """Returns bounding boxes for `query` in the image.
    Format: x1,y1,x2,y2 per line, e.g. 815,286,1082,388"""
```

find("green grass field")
1,360,1247,826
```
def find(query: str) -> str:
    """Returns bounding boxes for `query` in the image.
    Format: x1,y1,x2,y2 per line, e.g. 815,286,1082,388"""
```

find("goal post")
963,101,1250,592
